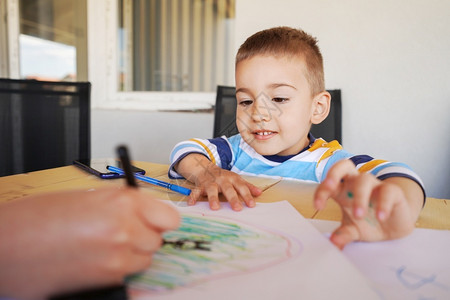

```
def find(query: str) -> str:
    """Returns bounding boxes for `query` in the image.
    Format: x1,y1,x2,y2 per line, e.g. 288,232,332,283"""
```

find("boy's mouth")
252,130,277,140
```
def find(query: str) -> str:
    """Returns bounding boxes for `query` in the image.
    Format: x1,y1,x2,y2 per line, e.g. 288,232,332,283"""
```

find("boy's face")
235,55,316,156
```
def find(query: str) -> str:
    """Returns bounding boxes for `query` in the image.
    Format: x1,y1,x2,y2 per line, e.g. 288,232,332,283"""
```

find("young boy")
169,27,425,249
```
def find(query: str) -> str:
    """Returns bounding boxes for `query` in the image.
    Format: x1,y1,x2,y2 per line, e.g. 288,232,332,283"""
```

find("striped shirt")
169,134,425,196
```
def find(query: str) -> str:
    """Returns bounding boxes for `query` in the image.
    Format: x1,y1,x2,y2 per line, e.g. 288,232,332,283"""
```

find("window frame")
88,0,218,111
1,0,20,78
4,0,223,111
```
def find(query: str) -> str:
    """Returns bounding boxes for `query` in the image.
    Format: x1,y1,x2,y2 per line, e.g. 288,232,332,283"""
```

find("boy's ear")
311,91,331,125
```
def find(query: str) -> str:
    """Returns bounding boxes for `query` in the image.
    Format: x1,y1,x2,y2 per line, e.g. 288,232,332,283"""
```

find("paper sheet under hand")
310,219,450,300
127,201,379,300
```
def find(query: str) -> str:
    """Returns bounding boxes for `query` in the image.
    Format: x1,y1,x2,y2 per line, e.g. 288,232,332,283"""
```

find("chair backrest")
311,89,342,143
213,85,239,138
213,85,342,143
0,78,91,176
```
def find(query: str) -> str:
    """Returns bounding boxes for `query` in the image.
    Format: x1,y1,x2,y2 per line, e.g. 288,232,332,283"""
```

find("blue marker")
107,165,191,196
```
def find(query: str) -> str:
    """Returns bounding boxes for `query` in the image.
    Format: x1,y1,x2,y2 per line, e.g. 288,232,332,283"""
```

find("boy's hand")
314,160,421,250
176,154,262,211
190,164,262,211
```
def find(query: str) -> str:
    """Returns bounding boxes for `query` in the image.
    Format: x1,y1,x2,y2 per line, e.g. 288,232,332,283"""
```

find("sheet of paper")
310,219,450,300
127,201,379,300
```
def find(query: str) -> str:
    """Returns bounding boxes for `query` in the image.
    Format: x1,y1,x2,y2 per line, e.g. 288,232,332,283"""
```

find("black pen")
117,145,138,188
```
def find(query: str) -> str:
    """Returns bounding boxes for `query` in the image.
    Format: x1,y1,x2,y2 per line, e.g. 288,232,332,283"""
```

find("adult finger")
123,251,154,275
129,220,166,254
99,247,154,279
136,194,181,231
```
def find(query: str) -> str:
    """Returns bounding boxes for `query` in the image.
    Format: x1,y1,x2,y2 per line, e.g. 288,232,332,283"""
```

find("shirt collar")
262,133,316,163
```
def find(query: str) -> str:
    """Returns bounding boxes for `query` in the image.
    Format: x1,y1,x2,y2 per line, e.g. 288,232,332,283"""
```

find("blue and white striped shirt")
169,134,425,196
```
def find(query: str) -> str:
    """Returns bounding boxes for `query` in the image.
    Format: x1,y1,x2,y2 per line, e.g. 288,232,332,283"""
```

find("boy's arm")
314,159,425,249
174,153,261,211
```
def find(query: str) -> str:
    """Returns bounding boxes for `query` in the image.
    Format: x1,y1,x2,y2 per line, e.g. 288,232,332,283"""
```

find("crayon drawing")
127,211,303,296
388,265,450,299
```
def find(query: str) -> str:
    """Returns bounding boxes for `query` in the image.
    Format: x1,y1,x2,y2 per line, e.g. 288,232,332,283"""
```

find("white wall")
92,0,450,198
234,0,450,198
91,109,214,164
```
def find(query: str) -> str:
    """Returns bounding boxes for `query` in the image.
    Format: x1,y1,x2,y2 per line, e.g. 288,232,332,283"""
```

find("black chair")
213,85,240,138
0,78,91,176
311,89,342,143
213,85,342,143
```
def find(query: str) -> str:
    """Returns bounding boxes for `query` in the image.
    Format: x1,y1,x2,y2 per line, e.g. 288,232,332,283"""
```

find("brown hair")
236,26,325,96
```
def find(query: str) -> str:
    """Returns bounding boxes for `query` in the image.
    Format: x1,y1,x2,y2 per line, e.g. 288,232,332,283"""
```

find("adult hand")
0,186,180,300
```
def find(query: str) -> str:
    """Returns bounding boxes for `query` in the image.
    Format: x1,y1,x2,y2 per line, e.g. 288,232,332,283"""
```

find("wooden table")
1,161,449,230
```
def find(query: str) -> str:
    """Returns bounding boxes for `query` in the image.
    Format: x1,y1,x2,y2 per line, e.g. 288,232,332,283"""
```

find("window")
3,0,234,110
0,1,10,78
19,0,87,81
118,0,235,93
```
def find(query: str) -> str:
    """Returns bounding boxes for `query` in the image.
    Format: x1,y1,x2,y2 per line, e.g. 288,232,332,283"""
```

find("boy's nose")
251,109,270,122
251,99,272,123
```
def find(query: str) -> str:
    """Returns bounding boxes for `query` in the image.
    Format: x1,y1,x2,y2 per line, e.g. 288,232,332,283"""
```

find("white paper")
128,201,379,299
310,219,450,300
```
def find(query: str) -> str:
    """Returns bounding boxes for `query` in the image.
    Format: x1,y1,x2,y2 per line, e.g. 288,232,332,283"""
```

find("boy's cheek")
236,118,251,134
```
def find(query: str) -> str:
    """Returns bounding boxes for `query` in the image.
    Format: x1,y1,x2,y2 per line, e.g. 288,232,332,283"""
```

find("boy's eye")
272,97,289,103
239,100,253,106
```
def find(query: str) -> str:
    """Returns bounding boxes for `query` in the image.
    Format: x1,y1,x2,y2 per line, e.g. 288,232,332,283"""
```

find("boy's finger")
329,224,360,250
235,183,256,208
187,188,202,206
221,183,243,211
347,173,379,218
204,184,221,210
314,160,358,209
246,182,263,197
314,178,336,210
326,160,359,183
373,183,401,221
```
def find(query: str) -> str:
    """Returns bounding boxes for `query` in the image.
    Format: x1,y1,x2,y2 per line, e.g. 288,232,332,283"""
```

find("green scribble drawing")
127,212,303,294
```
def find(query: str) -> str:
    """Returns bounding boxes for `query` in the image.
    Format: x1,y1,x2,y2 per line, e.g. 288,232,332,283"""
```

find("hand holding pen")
15,146,180,300
55,146,182,299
